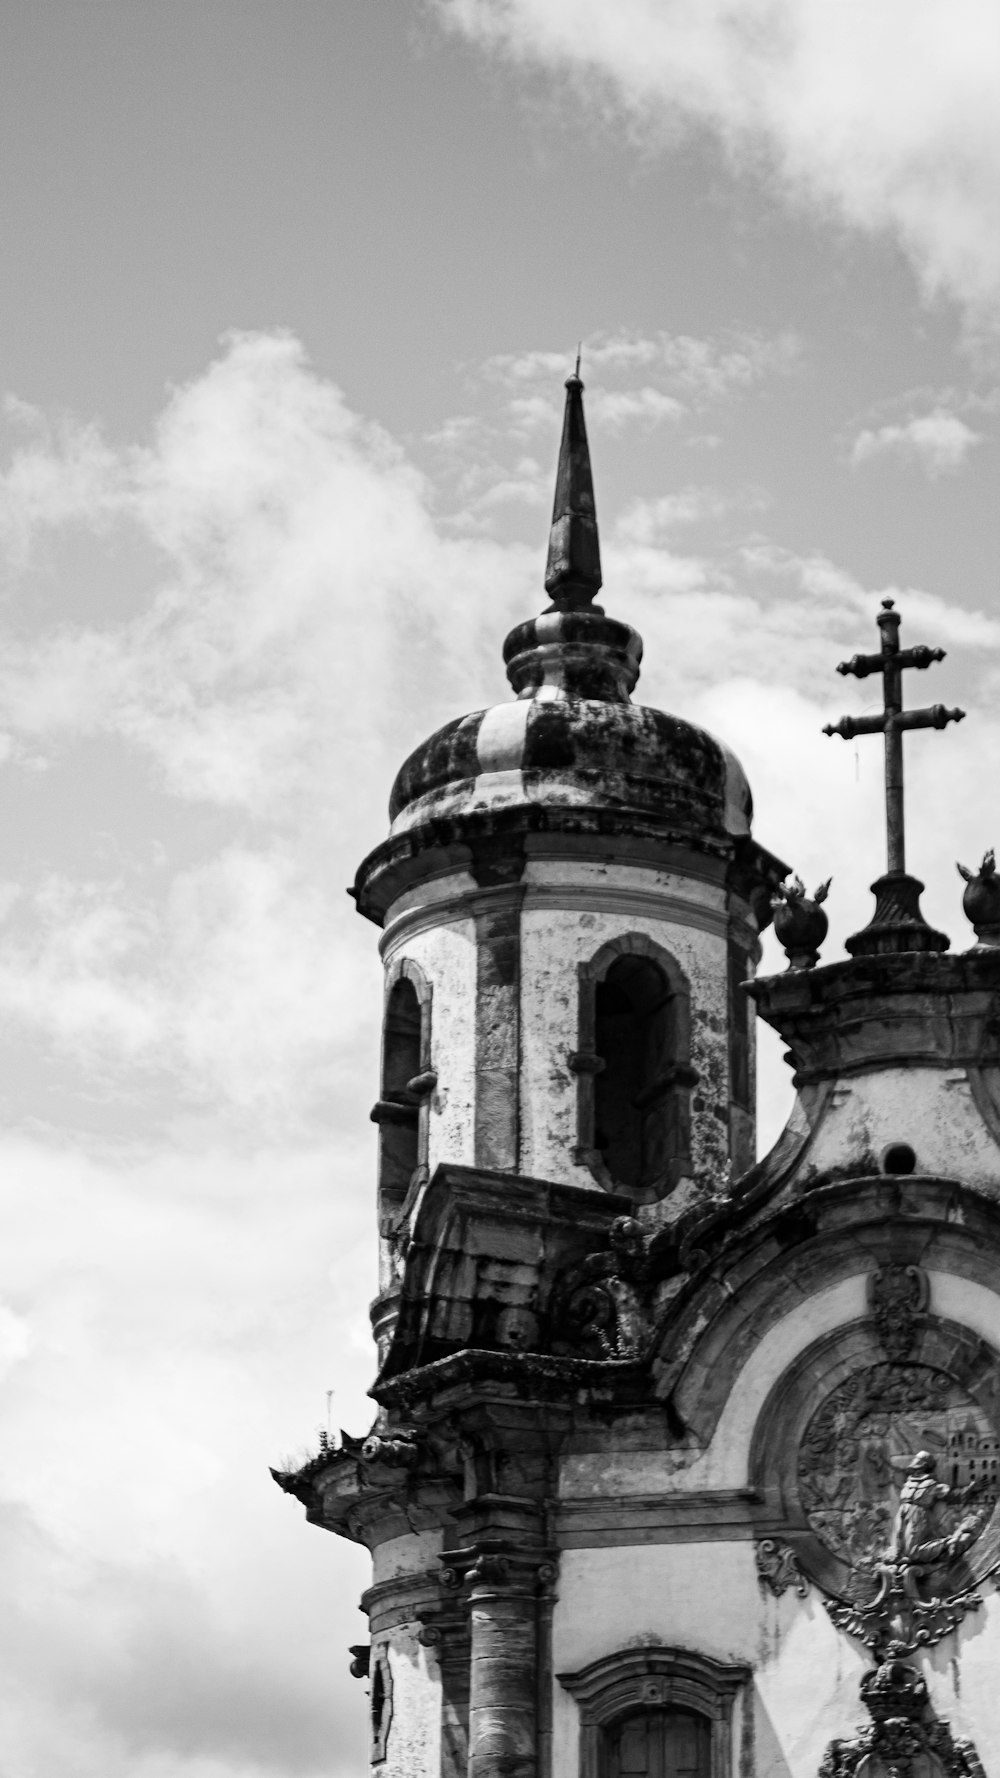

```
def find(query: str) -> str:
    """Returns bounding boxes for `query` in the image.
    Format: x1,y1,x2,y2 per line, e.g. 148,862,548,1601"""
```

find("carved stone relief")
869,1263,929,1362
555,1215,654,1359
798,1361,999,1652
818,1648,985,1778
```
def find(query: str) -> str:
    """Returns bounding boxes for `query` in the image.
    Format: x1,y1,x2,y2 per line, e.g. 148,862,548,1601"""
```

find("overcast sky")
0,4,998,1775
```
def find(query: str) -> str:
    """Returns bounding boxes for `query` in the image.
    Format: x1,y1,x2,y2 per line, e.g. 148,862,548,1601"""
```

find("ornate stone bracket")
869,1261,928,1360
819,1647,985,1778
823,1571,993,1658
755,1538,808,1598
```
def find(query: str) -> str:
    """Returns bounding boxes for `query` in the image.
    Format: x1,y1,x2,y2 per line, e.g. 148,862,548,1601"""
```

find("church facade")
274,373,1000,1778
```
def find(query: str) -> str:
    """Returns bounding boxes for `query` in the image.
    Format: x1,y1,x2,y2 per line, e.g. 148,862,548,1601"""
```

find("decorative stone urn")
771,875,831,970
958,849,1000,947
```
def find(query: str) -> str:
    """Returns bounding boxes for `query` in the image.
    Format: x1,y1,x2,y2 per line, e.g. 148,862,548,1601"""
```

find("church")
274,368,1000,1778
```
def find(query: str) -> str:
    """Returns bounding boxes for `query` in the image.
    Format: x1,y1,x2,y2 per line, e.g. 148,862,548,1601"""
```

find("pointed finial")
575,341,582,379
544,360,602,611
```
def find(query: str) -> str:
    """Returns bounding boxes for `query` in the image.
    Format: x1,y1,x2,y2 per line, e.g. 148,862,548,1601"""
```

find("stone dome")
388,608,752,845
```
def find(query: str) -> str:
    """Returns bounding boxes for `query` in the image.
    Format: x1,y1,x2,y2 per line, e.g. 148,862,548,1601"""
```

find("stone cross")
823,600,964,876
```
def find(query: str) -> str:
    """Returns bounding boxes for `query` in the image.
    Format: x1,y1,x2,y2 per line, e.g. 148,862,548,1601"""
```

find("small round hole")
883,1143,916,1176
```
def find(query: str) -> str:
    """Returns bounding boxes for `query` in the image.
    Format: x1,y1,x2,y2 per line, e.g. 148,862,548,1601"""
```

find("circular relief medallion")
798,1362,999,1574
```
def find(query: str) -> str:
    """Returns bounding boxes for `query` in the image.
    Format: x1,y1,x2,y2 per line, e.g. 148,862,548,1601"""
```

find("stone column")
465,1553,541,1778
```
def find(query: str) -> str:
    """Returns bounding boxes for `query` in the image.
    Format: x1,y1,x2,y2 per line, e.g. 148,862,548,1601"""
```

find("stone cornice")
381,876,753,960
353,804,783,929
749,946,1000,1084
372,1345,647,1410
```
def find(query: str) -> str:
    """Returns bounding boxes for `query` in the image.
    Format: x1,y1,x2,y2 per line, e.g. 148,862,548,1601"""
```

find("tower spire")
544,360,602,612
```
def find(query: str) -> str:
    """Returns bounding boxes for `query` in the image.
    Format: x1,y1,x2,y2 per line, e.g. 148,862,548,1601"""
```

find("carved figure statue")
887,1453,980,1591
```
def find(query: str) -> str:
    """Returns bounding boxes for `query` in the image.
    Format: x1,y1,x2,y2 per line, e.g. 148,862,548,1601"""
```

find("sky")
0,3,998,1775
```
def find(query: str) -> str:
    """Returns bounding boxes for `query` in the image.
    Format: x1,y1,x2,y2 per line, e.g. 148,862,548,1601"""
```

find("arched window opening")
376,978,423,1205
607,1706,710,1778
559,1645,747,1778
593,954,691,1196
369,1645,393,1763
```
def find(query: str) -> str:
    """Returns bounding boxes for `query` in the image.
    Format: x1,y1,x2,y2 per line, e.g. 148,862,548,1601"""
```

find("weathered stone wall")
378,853,758,1215
380,877,479,1176
375,1626,442,1778
793,1063,1000,1193
519,857,750,1196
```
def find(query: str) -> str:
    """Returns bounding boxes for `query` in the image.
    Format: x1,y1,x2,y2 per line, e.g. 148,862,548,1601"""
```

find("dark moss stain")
388,711,484,821
769,1204,819,1249
523,702,576,770
389,697,732,832
799,1156,881,1192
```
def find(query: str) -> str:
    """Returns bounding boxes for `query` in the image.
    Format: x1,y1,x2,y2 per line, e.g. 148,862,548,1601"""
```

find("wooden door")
607,1708,710,1778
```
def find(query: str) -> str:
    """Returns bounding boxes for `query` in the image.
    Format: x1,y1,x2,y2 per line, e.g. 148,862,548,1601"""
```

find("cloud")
615,485,768,544
483,328,799,403
587,385,686,433
434,0,1000,323
1,330,999,1776
0,1137,374,1778
850,409,983,475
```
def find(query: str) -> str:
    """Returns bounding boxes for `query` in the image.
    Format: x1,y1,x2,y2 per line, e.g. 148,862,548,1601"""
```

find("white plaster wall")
803,1067,1000,1190
377,1625,441,1778
921,1590,1000,1769
551,1542,869,1778
371,1526,443,1585
381,915,478,1172
518,859,739,1190
933,1272,1000,1345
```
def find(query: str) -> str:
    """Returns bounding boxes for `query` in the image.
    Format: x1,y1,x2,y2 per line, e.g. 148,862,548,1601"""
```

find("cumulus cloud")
615,485,768,544
850,409,982,475
483,328,798,404
588,385,686,433
434,0,1000,322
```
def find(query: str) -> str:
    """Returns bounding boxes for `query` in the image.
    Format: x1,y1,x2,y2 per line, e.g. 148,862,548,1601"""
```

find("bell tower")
354,369,785,1372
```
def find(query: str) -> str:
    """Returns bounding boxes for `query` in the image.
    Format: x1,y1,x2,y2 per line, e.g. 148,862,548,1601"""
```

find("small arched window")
372,969,433,1218
576,938,694,1202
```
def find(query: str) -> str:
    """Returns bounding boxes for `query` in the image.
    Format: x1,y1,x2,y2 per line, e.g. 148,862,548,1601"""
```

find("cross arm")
836,650,883,679
894,704,965,732
822,712,887,740
836,644,946,679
